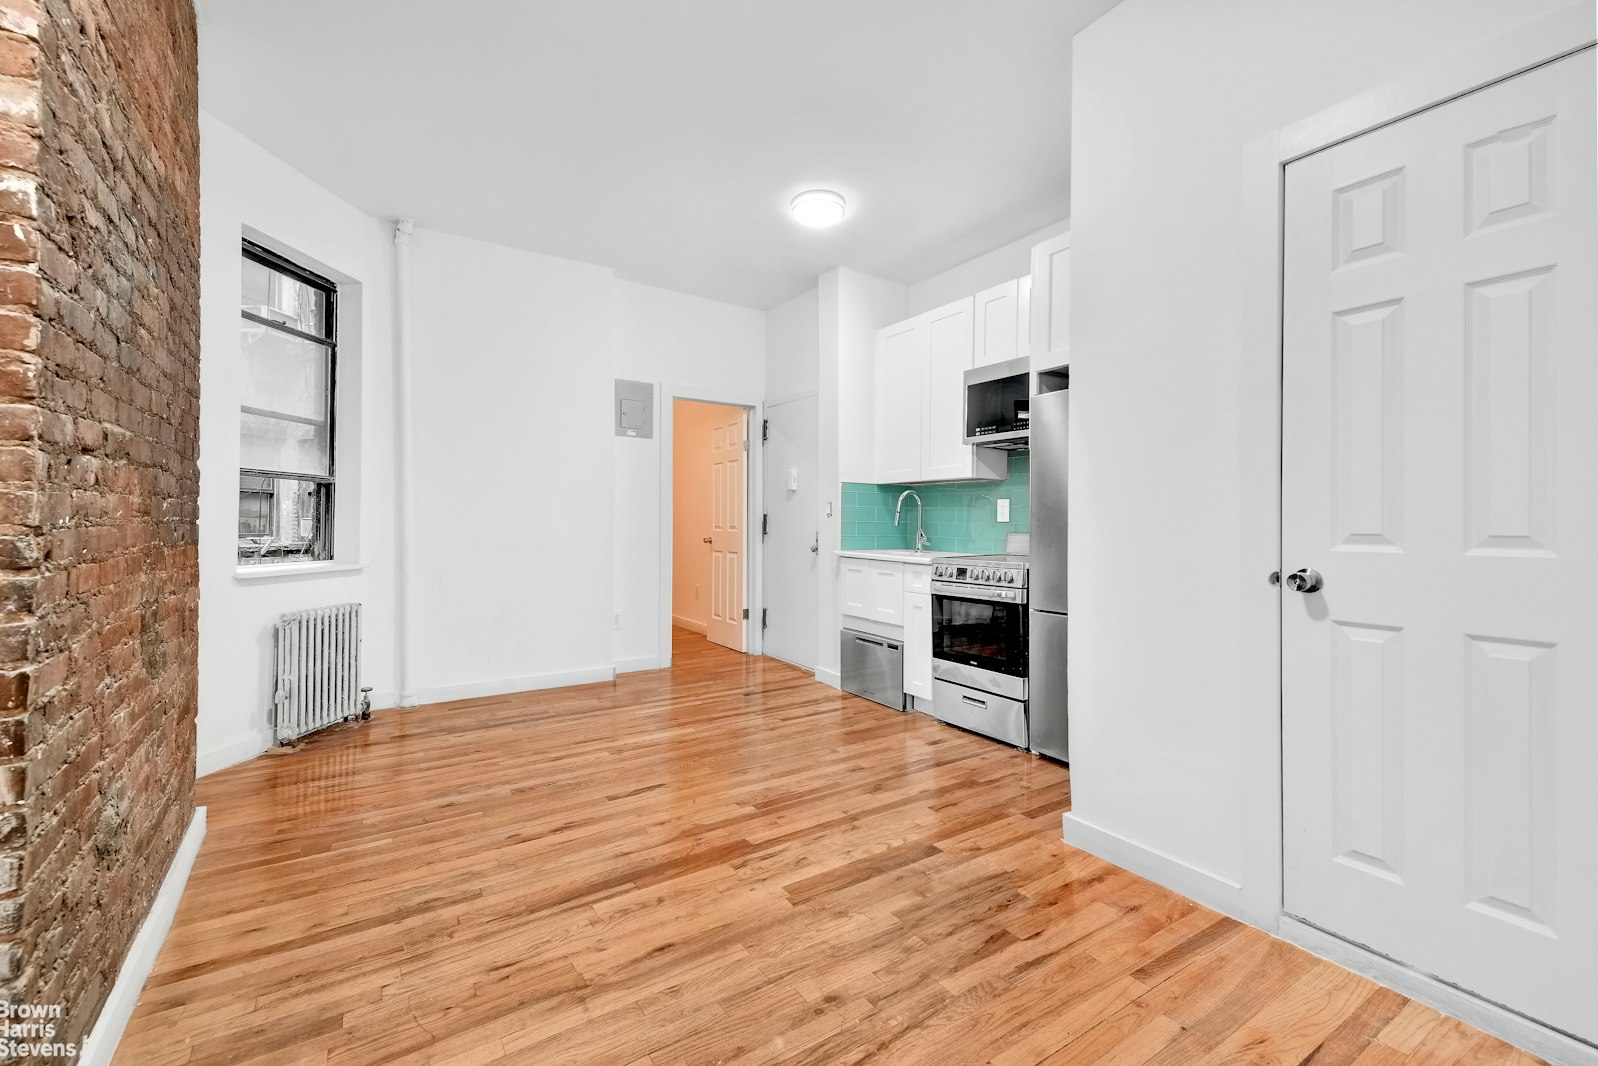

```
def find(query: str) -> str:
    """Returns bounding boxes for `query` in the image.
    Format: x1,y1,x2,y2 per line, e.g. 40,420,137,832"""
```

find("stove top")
931,553,1028,588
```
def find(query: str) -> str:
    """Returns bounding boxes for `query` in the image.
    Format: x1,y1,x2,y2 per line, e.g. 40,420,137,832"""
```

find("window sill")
234,561,366,583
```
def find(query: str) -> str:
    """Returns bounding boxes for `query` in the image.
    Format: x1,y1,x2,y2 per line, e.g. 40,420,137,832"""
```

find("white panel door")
973,280,1019,366
923,297,976,481
762,395,818,669
707,408,747,651
874,319,925,483
1029,232,1070,371
1282,50,1597,1043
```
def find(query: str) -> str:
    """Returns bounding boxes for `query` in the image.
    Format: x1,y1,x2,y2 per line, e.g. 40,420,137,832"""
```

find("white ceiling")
197,0,1118,309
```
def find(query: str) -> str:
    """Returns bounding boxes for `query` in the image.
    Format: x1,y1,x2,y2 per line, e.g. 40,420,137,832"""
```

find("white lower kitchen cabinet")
838,554,936,704
903,592,932,700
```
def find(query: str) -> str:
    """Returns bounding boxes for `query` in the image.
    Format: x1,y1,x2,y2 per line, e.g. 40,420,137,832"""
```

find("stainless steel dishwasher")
840,629,905,710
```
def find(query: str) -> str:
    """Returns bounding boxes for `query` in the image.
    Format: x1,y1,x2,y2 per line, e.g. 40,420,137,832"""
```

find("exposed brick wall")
0,0,199,1048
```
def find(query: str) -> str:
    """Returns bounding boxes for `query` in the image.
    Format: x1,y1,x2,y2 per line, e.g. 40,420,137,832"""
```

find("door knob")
810,534,819,554
702,537,713,544
1285,568,1324,594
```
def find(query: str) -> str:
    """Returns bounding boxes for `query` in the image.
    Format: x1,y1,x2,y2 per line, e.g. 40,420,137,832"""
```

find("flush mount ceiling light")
790,189,847,228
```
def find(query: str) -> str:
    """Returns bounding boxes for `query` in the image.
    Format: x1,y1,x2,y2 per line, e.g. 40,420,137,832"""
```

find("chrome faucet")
894,489,930,552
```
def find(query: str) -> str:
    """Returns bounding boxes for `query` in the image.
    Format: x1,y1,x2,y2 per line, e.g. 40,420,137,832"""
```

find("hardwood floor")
117,630,1542,1065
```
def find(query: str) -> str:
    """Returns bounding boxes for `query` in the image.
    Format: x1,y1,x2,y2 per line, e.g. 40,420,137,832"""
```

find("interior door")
762,395,818,669
707,408,747,651
1282,49,1597,1043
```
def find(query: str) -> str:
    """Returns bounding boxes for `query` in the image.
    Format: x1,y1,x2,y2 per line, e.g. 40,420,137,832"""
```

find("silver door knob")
1285,568,1324,593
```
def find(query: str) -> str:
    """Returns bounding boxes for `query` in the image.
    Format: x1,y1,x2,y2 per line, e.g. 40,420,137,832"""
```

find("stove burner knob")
1004,572,1016,584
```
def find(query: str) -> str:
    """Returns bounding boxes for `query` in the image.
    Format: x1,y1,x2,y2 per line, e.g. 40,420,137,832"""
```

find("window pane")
241,411,330,476
238,474,331,565
242,255,329,337
242,319,330,422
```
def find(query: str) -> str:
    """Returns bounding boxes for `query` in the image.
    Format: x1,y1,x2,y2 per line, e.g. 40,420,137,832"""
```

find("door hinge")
762,418,769,442
744,435,749,453
762,513,769,536
761,608,768,630
742,608,749,620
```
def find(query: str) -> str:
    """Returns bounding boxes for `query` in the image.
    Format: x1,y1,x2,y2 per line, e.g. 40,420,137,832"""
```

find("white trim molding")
78,807,207,1066
613,656,663,675
197,734,269,778
1281,918,1598,1066
1061,813,1246,923
404,666,616,707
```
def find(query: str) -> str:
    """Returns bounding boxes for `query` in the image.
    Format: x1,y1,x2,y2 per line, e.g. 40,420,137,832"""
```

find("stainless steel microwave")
963,356,1030,448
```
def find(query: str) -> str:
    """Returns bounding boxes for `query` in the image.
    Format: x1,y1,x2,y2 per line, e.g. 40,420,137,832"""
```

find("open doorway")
672,399,751,654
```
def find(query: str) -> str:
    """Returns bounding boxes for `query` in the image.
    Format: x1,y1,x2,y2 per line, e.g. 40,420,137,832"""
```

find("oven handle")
931,581,1027,605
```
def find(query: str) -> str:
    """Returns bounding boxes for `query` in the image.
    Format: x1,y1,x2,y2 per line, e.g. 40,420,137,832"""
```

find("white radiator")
273,603,364,744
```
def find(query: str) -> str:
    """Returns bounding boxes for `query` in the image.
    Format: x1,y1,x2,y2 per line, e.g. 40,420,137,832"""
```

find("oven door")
931,582,1028,699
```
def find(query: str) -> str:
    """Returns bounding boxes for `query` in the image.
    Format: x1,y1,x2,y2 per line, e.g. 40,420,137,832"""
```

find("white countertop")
835,549,963,565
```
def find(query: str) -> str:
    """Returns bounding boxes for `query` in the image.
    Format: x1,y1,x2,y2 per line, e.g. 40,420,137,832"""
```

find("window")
238,241,337,566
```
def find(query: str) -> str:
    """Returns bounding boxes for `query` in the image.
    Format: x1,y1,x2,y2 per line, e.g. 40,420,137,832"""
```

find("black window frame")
237,239,339,566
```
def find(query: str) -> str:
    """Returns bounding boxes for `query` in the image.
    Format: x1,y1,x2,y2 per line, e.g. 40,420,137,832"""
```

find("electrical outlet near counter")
996,498,1010,523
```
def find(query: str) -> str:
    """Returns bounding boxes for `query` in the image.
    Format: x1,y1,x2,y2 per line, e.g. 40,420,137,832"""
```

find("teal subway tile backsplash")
840,452,1030,555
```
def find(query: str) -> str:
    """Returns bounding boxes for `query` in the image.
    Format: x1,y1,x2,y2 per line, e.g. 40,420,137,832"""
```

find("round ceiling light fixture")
790,189,847,228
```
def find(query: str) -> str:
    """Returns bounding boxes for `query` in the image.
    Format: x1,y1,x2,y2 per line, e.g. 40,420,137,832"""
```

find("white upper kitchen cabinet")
873,317,925,483
973,279,1019,367
923,297,979,481
1017,274,1032,361
872,297,1005,484
1029,232,1070,372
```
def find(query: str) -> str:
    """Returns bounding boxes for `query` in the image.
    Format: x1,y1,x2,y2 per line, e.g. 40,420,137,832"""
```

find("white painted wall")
765,287,819,406
404,227,617,702
904,218,1069,315
611,280,765,670
1066,0,1577,920
196,111,399,775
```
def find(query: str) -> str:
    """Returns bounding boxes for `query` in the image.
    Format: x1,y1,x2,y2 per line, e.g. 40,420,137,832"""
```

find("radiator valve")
360,686,373,721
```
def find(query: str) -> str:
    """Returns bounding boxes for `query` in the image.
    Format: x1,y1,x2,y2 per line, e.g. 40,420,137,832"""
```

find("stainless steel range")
929,554,1028,748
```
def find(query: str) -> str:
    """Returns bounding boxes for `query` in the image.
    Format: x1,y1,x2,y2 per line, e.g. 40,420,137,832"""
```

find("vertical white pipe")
393,220,417,706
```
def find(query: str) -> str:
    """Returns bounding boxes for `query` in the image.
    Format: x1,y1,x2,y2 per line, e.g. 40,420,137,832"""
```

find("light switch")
787,468,799,491
996,498,1011,522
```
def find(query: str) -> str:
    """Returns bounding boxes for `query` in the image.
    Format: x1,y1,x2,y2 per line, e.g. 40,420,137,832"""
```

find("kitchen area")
835,231,1071,763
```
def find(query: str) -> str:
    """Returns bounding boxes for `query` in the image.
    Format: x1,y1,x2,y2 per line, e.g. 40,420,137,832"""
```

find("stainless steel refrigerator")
1028,388,1069,762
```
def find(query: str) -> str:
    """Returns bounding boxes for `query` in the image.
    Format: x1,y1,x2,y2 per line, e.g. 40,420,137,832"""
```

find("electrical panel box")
614,379,654,438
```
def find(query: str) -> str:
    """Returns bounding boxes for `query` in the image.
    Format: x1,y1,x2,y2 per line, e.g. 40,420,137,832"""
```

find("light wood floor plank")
115,630,1544,1065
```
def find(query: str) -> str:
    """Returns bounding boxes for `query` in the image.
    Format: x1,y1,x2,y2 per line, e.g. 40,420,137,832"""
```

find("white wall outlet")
613,611,622,630
996,498,1011,523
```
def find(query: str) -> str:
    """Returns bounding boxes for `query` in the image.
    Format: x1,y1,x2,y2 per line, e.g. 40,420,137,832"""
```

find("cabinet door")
869,565,904,625
1030,233,1070,370
972,280,1018,367
1017,275,1032,361
841,560,871,618
873,319,926,483
903,592,932,700
923,297,976,481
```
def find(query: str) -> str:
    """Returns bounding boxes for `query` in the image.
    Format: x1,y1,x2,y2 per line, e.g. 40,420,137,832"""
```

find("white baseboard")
78,807,207,1066
614,656,663,674
196,734,268,779
404,666,617,706
1280,916,1597,1066
671,614,707,635
1061,812,1246,922
815,667,841,689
